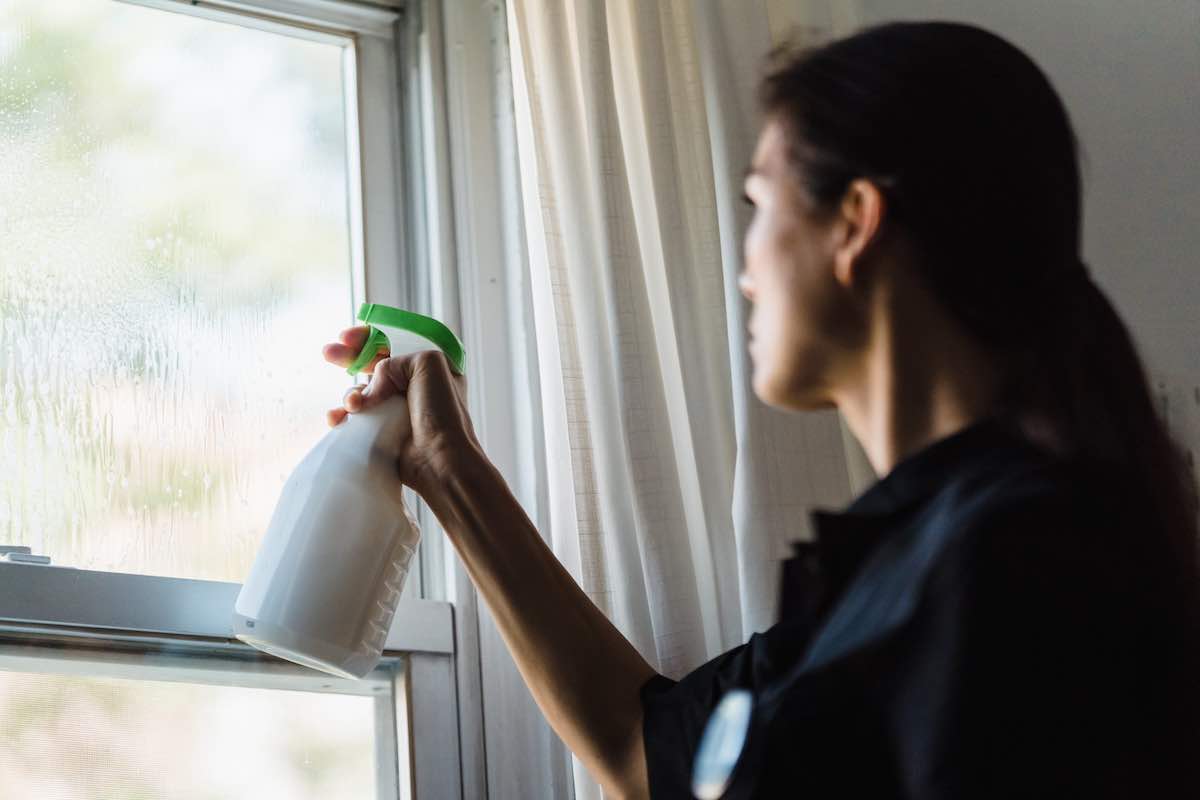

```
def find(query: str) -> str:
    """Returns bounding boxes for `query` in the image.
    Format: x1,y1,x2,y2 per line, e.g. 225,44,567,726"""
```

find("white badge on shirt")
691,688,754,799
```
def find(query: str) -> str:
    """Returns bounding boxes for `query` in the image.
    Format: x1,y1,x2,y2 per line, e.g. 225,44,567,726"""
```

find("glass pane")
0,0,355,580
0,668,377,799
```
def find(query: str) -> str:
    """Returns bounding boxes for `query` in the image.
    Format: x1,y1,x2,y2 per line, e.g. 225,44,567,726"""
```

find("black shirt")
641,417,1199,798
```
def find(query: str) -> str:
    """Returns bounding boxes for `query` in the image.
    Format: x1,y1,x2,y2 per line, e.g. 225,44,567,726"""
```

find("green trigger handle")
345,303,466,376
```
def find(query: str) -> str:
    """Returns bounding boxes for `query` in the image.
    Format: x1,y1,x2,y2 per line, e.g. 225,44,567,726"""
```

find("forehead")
748,120,817,212
750,119,789,175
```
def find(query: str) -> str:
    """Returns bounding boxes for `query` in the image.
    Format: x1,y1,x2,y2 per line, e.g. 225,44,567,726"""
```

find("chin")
753,373,802,410
752,365,828,412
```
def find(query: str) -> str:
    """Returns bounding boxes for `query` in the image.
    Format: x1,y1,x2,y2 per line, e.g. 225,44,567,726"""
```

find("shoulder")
929,447,1140,561
890,448,1178,655
893,459,1200,798
885,450,1111,610
926,453,1187,638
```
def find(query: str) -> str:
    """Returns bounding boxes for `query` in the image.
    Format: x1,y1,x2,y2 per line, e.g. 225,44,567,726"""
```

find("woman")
324,21,1199,799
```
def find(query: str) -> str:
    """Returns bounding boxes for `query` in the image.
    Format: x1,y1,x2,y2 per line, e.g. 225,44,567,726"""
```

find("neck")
831,279,1001,476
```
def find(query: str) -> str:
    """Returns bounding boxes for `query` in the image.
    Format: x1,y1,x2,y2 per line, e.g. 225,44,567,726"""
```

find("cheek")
742,220,768,280
745,213,808,343
753,319,834,411
744,204,787,266
745,217,839,408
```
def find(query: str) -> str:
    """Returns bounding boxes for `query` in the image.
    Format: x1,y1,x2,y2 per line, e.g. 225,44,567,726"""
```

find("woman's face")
740,120,859,410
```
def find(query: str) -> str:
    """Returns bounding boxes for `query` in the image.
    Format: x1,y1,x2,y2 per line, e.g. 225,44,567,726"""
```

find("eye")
741,191,755,208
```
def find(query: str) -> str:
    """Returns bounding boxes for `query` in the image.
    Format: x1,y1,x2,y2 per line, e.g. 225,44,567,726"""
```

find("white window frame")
0,561,459,798
395,1,564,796
0,1,466,797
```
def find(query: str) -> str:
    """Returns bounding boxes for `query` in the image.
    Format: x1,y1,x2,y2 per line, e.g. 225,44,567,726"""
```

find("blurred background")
1,669,376,799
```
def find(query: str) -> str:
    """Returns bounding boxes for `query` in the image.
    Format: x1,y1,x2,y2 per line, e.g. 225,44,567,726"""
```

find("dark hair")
759,22,1197,568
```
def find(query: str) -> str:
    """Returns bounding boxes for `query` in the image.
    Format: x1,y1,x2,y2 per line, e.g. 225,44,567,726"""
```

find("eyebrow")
743,166,761,180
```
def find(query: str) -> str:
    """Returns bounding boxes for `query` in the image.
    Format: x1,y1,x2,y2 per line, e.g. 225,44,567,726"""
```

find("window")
0,1,461,797
0,667,378,797
1,0,353,583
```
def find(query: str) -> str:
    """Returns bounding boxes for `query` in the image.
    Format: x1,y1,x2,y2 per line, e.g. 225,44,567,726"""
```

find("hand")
322,326,483,498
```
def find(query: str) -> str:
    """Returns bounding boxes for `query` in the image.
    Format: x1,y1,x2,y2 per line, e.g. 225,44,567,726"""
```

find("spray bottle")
232,303,465,679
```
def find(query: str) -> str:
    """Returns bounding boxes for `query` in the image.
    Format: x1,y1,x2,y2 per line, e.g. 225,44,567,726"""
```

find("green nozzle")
345,304,466,376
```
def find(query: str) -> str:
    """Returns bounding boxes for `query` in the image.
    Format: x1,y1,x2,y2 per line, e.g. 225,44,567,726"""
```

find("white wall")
854,0,1200,477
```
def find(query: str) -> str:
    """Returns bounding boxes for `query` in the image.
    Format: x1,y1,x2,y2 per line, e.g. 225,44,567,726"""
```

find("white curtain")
501,0,872,796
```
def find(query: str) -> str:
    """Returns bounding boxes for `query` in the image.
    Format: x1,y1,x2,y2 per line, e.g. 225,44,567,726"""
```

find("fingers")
400,350,463,434
322,326,390,374
342,385,365,413
339,326,370,349
330,350,465,438
357,356,406,409
322,341,359,367
326,385,364,427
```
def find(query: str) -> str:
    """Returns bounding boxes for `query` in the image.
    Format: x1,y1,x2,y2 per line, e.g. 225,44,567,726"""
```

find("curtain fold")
505,0,866,795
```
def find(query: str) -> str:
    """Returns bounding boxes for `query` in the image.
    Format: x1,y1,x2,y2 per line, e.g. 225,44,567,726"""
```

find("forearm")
421,451,656,797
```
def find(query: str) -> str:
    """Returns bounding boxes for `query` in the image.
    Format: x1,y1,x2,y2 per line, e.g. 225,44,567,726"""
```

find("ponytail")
1006,266,1198,569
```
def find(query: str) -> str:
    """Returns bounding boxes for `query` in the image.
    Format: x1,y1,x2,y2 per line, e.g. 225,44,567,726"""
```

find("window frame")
0,1,464,797
0,561,458,799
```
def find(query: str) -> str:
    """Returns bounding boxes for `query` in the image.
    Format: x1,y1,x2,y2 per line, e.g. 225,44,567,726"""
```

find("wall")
856,0,1200,476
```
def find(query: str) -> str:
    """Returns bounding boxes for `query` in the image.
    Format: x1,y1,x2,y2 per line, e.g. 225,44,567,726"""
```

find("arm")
427,450,657,798
324,332,656,798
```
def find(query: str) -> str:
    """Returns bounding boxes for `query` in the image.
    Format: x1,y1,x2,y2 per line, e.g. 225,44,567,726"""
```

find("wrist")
411,439,493,508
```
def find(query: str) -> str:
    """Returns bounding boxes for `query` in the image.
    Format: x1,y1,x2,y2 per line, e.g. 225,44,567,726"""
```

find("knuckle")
412,349,447,373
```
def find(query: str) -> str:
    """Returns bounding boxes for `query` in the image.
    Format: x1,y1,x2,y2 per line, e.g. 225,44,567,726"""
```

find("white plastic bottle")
233,304,464,679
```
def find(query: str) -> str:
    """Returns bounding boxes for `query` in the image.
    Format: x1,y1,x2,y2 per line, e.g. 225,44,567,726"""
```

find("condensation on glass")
0,0,355,580
0,669,376,799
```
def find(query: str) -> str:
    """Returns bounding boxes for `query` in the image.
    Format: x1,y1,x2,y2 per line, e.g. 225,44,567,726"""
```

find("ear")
832,179,886,290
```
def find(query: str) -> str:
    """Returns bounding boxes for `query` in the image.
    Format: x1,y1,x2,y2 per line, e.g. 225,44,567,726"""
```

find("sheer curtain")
502,0,871,796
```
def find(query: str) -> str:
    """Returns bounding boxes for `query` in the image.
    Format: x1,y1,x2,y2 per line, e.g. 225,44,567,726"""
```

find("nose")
737,272,755,302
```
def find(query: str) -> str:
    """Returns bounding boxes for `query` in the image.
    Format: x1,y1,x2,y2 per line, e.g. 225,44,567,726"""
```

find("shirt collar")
779,416,1037,622
831,415,1031,520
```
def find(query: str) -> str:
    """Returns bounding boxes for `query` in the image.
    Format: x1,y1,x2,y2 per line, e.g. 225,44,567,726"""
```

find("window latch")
0,545,52,566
